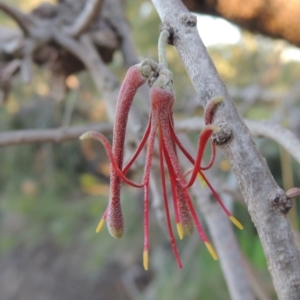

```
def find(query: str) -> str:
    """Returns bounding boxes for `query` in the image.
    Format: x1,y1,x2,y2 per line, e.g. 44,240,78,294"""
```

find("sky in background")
196,14,300,62
196,15,241,46
140,3,300,62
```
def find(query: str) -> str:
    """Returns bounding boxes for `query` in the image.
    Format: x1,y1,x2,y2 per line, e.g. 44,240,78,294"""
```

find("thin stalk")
158,29,170,67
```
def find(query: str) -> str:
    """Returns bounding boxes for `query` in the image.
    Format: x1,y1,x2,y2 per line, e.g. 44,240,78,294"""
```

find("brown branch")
152,1,300,299
63,0,104,37
0,123,113,146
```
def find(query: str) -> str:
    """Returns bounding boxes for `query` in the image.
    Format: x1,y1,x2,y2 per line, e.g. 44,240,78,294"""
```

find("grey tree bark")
152,0,300,299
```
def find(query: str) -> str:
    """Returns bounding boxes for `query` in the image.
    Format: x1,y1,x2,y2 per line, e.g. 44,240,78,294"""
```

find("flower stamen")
143,249,149,271
229,216,244,230
96,217,106,233
205,242,218,260
176,223,184,240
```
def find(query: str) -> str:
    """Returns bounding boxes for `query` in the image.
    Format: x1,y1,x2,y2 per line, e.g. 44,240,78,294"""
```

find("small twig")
0,123,113,146
62,0,104,37
20,39,35,83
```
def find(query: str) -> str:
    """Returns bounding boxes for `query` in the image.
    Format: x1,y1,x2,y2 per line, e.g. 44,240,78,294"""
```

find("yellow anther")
143,250,149,271
197,173,207,188
229,216,243,230
176,223,184,240
205,242,218,260
96,218,105,233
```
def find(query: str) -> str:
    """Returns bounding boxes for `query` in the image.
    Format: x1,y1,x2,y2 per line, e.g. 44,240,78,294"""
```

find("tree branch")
0,123,112,146
246,120,300,164
0,2,33,35
62,0,104,37
152,1,300,299
175,117,300,166
106,0,140,67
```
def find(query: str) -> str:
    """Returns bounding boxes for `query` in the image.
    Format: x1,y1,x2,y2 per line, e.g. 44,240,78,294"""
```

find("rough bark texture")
152,1,300,299
183,0,300,47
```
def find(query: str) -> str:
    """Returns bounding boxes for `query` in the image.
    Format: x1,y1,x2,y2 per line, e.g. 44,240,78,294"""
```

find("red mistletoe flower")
80,60,242,270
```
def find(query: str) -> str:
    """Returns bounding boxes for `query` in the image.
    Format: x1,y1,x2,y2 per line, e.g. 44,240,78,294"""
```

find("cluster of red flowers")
80,60,242,270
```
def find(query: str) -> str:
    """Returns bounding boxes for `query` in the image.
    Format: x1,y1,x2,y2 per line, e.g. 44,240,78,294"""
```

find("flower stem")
158,29,170,67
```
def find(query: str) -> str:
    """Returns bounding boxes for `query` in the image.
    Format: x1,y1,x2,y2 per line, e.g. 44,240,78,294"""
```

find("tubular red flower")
108,64,151,238
150,82,218,261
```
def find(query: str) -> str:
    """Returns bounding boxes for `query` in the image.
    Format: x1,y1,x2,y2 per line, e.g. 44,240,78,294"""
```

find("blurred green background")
0,0,300,299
